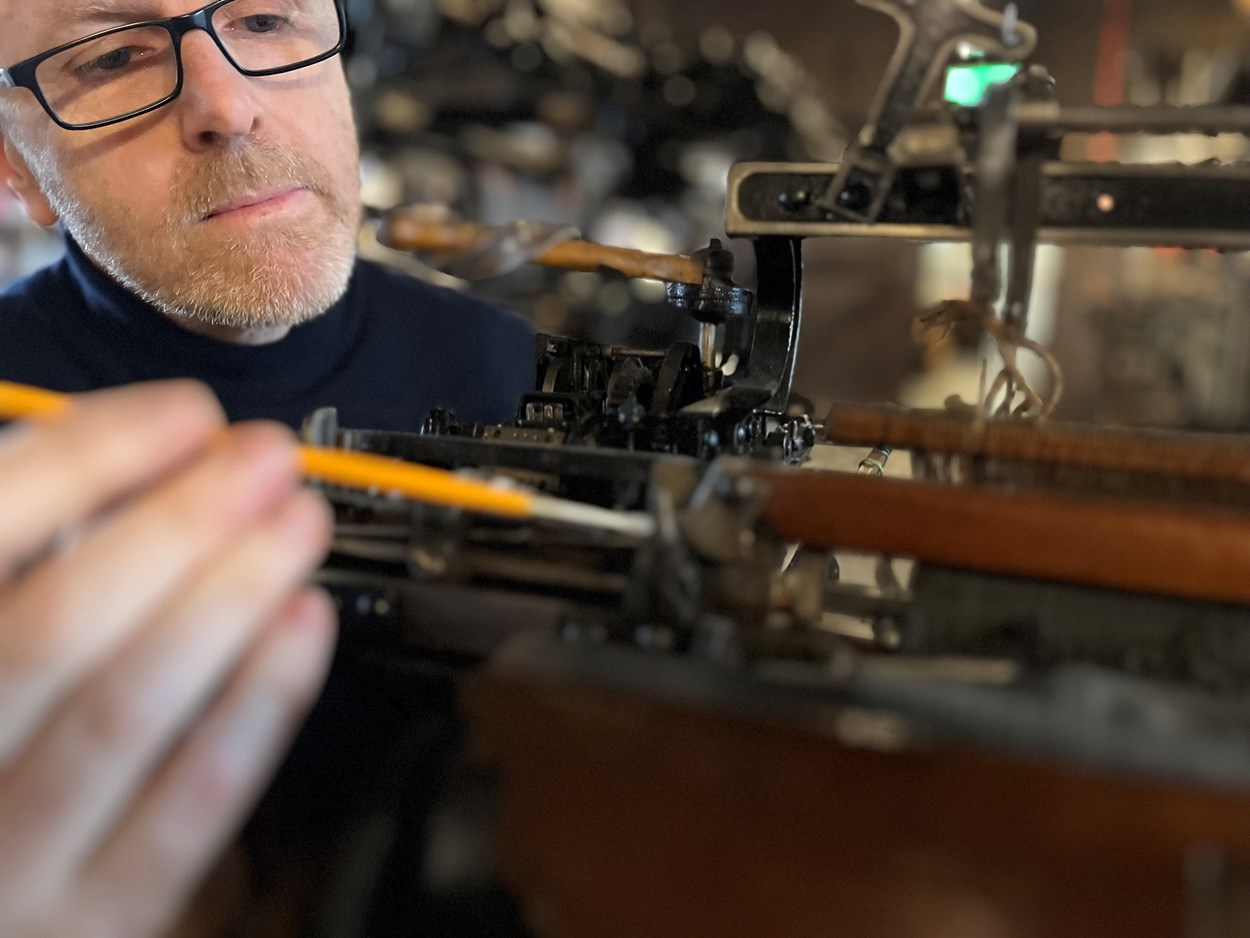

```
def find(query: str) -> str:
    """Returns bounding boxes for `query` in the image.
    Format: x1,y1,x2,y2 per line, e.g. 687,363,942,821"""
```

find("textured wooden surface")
467,669,1250,938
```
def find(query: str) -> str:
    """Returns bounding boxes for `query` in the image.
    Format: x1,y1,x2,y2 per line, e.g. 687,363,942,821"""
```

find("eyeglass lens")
35,0,341,127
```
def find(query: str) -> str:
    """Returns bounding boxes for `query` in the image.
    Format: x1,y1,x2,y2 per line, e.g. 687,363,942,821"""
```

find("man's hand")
0,381,337,938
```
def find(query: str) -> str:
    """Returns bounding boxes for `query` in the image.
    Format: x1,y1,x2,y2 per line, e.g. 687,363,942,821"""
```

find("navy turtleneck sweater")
0,235,535,429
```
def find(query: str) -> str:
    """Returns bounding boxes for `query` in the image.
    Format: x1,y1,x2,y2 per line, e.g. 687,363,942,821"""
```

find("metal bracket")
814,0,1036,223
727,160,1250,251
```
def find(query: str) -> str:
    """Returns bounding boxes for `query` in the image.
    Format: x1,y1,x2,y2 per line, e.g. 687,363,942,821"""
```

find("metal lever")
816,0,1036,224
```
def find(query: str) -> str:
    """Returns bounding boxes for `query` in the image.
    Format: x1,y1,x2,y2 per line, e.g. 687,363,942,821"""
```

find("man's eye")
241,14,287,32
76,46,142,76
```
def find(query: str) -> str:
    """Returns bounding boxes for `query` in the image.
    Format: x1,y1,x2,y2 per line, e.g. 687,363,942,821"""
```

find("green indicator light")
944,62,1021,107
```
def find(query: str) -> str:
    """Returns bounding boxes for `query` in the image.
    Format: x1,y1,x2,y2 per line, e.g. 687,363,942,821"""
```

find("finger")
16,588,336,938
0,422,305,762
0,381,225,578
0,488,332,894
84,590,336,938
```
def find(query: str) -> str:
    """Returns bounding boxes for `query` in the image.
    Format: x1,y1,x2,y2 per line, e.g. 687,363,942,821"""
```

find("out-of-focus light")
944,62,1021,107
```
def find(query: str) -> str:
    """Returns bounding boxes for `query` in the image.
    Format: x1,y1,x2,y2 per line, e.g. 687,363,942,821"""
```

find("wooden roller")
378,214,706,285
825,402,1250,485
760,467,1250,606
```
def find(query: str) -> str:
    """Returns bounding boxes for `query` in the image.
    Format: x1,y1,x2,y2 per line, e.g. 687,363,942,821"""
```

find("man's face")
0,0,361,332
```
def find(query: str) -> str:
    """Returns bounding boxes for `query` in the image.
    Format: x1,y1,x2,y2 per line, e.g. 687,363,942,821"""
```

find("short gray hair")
0,96,43,153
0,96,22,139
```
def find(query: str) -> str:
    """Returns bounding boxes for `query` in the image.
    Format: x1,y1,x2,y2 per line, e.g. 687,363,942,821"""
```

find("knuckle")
71,680,157,755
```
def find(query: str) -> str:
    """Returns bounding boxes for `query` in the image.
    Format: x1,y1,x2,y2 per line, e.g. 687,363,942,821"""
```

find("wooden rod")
824,402,1250,484
761,469,1250,605
379,215,706,285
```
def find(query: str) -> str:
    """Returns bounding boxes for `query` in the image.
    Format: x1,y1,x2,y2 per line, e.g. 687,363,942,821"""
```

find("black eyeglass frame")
0,0,347,131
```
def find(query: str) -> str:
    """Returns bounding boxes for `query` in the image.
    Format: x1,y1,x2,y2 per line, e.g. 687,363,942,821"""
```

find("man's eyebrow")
60,1,168,27
29,0,167,48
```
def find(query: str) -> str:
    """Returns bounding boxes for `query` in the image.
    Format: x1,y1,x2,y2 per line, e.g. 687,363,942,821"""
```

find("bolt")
778,189,811,211
838,182,873,213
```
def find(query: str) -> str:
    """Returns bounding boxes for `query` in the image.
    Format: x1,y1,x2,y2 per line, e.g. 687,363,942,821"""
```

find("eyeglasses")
0,0,346,131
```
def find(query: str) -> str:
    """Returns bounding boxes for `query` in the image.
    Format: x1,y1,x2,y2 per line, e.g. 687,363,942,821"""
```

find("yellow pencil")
0,381,654,537
0,381,71,419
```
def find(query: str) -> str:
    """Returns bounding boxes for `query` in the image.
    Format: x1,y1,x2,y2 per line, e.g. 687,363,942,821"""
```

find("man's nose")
175,30,262,150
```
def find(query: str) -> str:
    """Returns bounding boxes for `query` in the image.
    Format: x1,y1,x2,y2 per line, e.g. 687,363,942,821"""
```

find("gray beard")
34,139,360,332
71,215,357,332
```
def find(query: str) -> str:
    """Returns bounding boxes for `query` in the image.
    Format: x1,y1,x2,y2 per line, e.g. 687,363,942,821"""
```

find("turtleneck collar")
61,233,364,384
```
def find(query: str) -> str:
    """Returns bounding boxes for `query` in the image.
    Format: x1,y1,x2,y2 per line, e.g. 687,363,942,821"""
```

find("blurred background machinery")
10,0,1250,426
345,0,844,351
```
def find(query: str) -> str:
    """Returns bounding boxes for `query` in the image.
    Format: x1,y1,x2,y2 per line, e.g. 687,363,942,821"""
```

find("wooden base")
466,660,1250,938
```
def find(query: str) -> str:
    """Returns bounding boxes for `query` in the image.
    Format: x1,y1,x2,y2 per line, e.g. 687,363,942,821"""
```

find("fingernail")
285,588,337,636
278,490,333,551
211,692,286,795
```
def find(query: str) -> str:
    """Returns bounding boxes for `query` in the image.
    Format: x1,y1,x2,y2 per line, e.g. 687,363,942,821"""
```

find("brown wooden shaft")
761,469,1250,605
378,217,486,253
379,216,705,284
824,402,1250,484
538,241,704,284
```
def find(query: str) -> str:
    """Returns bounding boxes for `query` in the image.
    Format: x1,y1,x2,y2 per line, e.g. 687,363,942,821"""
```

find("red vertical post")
1089,0,1135,160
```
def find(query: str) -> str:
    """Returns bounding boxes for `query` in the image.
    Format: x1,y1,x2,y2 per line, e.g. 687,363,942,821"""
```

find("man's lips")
203,186,308,220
